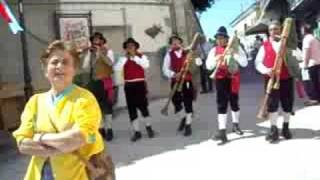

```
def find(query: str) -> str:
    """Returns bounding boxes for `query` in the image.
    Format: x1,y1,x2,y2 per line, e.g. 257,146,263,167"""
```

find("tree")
191,0,215,12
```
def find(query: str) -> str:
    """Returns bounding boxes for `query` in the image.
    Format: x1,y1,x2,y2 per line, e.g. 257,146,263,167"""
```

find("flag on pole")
0,2,11,23
0,0,23,34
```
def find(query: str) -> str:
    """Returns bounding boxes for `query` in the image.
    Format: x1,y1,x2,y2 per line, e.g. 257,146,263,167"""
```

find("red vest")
263,41,290,80
214,46,241,94
215,46,229,79
124,54,145,81
170,50,192,81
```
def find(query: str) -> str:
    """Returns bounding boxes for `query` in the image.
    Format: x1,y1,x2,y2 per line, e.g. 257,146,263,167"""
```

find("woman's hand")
36,128,87,154
18,138,60,158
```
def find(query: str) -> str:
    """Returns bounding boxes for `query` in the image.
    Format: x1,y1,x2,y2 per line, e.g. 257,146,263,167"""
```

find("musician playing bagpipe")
114,38,155,142
206,26,248,144
255,20,299,143
79,32,115,141
162,35,203,137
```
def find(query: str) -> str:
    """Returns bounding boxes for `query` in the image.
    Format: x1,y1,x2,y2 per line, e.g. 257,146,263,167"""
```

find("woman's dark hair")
303,23,316,34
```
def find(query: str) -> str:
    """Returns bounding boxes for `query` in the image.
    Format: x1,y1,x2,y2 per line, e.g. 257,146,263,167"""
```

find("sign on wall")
54,12,93,48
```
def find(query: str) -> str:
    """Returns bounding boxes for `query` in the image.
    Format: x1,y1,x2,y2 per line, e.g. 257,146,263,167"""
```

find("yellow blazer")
13,85,105,180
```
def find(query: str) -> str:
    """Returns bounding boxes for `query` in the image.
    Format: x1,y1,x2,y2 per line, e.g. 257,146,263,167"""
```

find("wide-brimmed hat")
169,35,183,44
123,38,140,49
90,32,107,44
214,26,229,39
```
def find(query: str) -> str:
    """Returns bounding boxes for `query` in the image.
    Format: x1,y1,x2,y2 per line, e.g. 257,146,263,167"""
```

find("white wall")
59,3,172,52
232,11,260,53
0,3,56,88
0,0,201,101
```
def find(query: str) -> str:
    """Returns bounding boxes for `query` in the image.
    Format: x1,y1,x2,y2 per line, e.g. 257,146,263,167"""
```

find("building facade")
0,0,203,130
230,2,266,61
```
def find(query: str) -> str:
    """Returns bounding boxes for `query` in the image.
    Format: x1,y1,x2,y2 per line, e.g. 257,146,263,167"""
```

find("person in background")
255,21,295,143
162,35,203,137
84,32,115,141
206,26,248,144
114,38,155,142
198,36,213,94
301,23,320,106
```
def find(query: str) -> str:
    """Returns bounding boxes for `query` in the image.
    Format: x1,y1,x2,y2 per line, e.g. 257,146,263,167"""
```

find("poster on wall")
55,12,92,49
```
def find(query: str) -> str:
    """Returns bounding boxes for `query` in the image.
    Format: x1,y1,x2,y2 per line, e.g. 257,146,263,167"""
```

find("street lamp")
17,0,33,101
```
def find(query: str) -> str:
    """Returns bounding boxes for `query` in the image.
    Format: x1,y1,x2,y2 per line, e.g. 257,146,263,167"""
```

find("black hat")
214,26,229,39
123,38,140,49
90,32,107,44
169,35,183,44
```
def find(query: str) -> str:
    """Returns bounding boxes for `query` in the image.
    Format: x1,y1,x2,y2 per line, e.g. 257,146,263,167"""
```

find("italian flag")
0,0,23,34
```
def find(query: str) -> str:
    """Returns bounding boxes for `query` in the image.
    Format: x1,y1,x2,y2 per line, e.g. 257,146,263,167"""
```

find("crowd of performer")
12,13,320,179
68,20,320,145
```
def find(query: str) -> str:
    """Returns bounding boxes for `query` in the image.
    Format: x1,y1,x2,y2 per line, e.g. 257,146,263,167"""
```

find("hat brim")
123,41,140,49
214,33,229,39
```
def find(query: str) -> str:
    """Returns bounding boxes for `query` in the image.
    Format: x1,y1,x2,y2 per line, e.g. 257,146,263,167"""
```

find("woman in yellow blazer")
13,40,105,180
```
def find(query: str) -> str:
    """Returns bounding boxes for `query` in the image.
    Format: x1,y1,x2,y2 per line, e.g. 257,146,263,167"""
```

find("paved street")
1,72,320,180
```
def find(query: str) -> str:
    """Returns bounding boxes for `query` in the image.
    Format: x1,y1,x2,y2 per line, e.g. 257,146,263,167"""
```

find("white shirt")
162,49,183,79
206,46,248,71
162,49,202,79
255,39,281,75
303,34,320,67
81,48,115,73
114,54,150,71
256,39,304,74
106,49,115,64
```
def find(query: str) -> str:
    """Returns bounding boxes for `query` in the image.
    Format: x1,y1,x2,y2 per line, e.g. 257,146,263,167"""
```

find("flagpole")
17,0,33,101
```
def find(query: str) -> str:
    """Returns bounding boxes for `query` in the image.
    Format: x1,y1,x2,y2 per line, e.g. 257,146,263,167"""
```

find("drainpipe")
18,0,33,101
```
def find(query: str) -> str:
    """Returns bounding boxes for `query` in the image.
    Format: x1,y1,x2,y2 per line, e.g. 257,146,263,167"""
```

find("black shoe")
304,100,319,106
131,131,142,142
106,129,114,141
184,124,192,136
232,123,244,135
266,125,279,143
177,117,186,132
99,128,106,139
213,130,228,144
281,122,292,140
146,126,155,138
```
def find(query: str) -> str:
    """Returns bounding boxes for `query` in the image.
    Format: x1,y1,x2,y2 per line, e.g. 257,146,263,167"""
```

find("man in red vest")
162,35,197,136
255,21,294,143
206,26,248,144
114,38,155,142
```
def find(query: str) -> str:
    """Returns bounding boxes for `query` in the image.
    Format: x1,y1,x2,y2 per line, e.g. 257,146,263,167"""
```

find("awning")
245,0,289,35
245,22,268,35
290,0,320,19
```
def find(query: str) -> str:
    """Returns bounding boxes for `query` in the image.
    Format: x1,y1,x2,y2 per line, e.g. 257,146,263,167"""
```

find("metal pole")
17,0,33,101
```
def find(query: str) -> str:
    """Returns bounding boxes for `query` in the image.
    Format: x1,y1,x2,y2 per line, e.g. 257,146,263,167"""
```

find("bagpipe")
209,33,241,79
161,33,202,116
